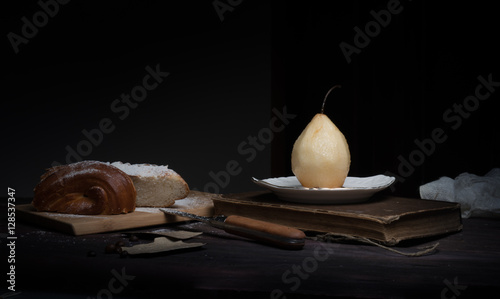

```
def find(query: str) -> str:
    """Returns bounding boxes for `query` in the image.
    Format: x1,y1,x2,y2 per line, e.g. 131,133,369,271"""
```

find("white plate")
252,175,395,204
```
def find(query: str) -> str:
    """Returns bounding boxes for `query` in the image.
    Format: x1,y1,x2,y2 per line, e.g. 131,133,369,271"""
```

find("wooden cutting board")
17,191,215,235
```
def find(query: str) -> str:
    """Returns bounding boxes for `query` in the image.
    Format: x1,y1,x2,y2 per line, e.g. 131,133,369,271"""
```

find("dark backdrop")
271,0,500,197
3,1,499,198
3,1,272,197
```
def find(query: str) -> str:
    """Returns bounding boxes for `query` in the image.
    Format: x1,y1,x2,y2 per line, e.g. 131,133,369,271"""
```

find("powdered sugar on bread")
109,162,176,177
110,162,189,207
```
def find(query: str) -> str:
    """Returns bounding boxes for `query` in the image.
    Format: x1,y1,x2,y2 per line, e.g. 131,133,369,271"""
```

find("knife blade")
160,208,306,250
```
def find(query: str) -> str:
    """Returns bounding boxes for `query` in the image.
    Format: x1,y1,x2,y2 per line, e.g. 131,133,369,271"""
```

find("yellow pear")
291,85,350,188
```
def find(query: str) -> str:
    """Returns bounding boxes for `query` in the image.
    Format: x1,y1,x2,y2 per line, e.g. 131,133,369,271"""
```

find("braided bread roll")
33,161,136,215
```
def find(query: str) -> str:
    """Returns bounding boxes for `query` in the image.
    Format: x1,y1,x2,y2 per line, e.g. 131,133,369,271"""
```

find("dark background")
3,0,500,198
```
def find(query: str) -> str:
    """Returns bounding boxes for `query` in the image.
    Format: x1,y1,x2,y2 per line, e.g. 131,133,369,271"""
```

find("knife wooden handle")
223,215,306,250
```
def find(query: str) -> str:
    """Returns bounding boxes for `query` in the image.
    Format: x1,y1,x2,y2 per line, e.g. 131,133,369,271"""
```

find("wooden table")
5,197,500,298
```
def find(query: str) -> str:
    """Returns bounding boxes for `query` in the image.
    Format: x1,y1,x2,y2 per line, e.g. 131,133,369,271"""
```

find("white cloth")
419,169,500,218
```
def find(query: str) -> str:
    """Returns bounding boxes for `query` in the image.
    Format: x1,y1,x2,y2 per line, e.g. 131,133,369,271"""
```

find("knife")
160,208,306,250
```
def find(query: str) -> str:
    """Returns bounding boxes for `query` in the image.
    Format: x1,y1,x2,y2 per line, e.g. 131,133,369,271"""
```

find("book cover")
215,191,463,245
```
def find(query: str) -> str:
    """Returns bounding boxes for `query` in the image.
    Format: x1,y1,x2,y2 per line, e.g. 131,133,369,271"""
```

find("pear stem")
321,85,342,114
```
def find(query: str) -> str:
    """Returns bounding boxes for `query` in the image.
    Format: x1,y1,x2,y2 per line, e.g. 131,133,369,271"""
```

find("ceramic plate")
252,175,396,204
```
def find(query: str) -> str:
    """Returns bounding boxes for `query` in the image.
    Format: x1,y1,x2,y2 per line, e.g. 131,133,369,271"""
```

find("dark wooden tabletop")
4,197,500,298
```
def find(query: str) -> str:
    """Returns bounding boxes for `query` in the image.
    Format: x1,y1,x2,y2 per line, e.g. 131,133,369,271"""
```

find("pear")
291,85,350,188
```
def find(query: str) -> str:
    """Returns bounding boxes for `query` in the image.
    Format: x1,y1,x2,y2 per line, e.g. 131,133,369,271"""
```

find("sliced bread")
111,162,189,207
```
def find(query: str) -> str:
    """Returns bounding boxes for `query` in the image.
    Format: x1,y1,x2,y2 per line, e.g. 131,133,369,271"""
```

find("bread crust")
32,161,136,215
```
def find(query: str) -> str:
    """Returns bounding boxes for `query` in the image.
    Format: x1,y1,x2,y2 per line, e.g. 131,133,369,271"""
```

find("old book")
214,191,463,245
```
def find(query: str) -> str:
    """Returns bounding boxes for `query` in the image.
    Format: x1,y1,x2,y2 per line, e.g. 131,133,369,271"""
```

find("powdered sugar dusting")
34,192,213,217
171,191,215,211
135,192,214,212
60,167,102,181
42,212,108,218
135,207,163,213
38,161,109,186
110,162,176,177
